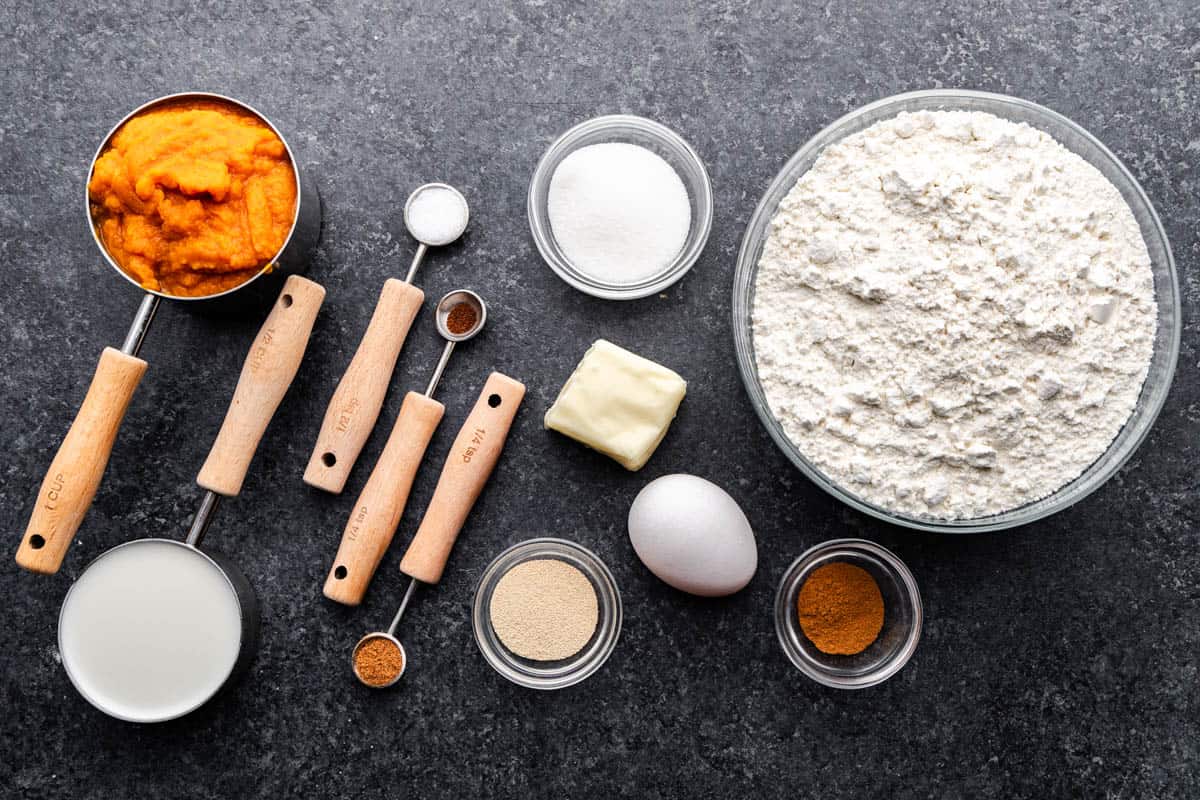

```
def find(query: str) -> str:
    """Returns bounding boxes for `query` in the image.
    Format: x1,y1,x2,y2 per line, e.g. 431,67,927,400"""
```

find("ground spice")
797,562,884,655
446,302,478,335
353,636,404,686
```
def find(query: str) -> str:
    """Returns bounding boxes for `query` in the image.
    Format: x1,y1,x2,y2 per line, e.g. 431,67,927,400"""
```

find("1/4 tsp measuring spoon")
353,370,526,687
324,290,486,606
304,183,469,494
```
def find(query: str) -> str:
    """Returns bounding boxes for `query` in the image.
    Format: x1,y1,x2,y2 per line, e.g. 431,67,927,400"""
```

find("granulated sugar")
406,185,468,245
548,142,690,284
752,110,1156,520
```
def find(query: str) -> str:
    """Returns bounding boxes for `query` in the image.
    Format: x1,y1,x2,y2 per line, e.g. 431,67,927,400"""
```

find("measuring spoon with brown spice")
352,370,526,687
323,290,487,606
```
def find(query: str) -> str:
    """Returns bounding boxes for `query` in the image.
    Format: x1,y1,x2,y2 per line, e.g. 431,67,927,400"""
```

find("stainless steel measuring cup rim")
56,536,255,724
84,91,308,303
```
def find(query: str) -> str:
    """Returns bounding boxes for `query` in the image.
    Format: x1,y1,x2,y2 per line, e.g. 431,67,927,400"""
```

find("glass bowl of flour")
733,90,1180,532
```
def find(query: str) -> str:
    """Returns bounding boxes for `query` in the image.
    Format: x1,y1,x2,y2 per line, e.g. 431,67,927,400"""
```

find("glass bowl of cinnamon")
774,538,922,689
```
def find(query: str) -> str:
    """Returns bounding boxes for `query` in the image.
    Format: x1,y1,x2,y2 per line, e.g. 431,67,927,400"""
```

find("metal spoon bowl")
351,631,407,689
403,182,470,248
423,289,488,398
435,289,487,342
353,577,418,689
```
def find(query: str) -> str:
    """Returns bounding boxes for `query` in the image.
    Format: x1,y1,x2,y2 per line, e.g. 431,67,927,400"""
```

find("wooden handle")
323,391,444,605
400,372,525,584
304,278,424,494
16,347,147,574
197,276,325,496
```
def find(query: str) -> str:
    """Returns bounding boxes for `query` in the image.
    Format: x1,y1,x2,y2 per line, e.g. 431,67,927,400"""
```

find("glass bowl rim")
774,537,923,689
732,88,1181,533
472,537,623,690
527,113,714,300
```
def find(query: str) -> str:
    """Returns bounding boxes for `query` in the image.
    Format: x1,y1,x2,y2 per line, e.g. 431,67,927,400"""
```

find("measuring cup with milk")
57,276,325,723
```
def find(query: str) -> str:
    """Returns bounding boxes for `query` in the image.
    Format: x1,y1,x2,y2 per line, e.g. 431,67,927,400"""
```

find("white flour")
752,110,1156,519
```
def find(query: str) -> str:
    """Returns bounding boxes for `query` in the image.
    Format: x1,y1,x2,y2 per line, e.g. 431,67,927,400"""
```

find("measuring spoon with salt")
304,183,470,494
352,369,527,687
323,290,486,606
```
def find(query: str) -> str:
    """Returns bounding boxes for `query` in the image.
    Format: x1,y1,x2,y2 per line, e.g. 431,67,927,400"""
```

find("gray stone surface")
2,1,1198,797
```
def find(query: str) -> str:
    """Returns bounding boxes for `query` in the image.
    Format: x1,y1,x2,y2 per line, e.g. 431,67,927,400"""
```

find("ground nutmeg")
797,562,884,655
353,636,404,686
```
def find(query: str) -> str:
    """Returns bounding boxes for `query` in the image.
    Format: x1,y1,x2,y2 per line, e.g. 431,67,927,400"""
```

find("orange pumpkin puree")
88,99,297,297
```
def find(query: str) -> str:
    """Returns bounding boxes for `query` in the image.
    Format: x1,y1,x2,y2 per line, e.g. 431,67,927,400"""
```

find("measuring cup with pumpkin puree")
16,92,321,575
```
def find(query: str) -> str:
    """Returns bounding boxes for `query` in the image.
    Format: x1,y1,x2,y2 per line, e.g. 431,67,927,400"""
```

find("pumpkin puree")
88,99,297,297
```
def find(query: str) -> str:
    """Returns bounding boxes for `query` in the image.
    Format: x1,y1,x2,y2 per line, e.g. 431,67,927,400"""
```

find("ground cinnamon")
353,636,404,686
797,562,884,655
446,302,478,335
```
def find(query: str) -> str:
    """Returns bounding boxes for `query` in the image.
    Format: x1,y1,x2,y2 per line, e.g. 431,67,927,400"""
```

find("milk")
59,540,243,722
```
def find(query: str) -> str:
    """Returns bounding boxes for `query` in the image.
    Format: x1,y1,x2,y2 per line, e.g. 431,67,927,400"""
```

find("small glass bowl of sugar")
528,115,713,300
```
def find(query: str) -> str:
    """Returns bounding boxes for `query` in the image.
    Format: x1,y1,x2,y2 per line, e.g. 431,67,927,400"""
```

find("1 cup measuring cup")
58,277,324,722
16,91,322,575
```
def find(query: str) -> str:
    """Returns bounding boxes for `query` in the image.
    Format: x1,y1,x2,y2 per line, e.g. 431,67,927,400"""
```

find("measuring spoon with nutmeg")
323,289,486,607
352,369,526,687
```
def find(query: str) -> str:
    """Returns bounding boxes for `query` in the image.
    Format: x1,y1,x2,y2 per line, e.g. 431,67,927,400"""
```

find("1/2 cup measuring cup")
16,91,322,575
58,276,324,723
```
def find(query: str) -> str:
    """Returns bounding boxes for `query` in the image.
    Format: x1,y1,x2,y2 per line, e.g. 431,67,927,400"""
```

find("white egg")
627,474,757,597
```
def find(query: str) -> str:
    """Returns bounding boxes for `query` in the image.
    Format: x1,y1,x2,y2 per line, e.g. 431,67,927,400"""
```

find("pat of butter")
545,340,687,471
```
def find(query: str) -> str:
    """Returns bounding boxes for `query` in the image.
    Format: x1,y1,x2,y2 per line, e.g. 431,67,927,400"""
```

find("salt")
548,142,691,284
405,185,469,246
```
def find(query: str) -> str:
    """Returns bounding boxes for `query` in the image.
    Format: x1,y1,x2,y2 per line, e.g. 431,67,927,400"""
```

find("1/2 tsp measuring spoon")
304,183,469,494
323,290,486,606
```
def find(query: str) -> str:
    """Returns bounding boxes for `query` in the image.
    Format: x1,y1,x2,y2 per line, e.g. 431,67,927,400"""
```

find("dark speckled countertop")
2,2,1198,797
